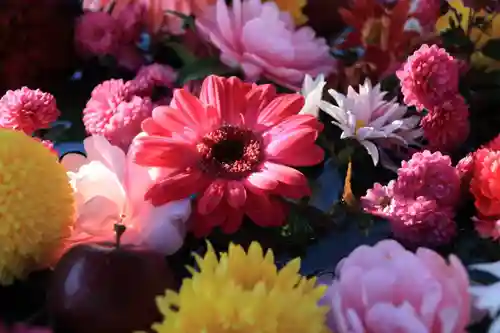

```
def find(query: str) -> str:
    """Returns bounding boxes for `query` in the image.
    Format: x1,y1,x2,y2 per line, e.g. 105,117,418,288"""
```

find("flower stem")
114,217,126,249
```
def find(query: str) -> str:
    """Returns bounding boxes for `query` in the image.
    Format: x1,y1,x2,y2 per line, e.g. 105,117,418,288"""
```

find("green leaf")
176,58,234,85
439,28,474,54
164,41,197,65
482,38,500,60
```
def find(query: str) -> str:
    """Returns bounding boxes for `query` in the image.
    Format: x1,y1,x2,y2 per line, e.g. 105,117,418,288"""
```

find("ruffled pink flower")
397,44,460,111
0,87,60,134
83,79,153,151
130,75,324,236
61,135,192,255
323,240,471,333
393,150,461,207
421,95,470,152
132,63,178,95
390,197,457,247
360,181,394,218
115,2,145,44
196,0,335,90
75,12,121,56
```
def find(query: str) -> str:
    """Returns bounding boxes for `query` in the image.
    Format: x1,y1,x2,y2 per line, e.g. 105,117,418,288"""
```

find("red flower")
130,75,324,236
471,148,500,218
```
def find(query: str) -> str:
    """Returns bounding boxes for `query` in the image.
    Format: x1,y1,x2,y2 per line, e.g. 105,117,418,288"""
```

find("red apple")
47,228,178,333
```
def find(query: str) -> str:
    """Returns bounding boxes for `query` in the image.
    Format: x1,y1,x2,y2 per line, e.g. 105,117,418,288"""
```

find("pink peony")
61,135,192,255
323,240,471,333
397,44,460,112
130,75,324,236
393,150,461,208
75,12,121,56
83,79,153,151
390,197,457,247
0,87,60,134
196,0,335,90
421,95,470,152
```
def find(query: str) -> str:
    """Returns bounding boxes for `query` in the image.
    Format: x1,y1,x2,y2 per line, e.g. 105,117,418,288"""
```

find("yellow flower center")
355,119,366,133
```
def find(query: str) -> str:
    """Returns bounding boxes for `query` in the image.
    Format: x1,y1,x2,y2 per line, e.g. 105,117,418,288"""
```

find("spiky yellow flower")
271,0,308,25
151,242,332,333
0,129,74,285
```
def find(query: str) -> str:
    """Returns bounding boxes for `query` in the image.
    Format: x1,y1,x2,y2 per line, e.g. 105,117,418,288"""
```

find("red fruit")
47,242,178,333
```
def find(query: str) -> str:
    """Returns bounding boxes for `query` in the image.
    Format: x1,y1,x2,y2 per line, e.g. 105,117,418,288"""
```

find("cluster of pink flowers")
75,3,145,71
397,44,470,152
362,150,461,247
83,63,177,151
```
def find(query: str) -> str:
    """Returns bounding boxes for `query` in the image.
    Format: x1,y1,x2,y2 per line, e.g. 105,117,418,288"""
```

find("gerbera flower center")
197,125,263,179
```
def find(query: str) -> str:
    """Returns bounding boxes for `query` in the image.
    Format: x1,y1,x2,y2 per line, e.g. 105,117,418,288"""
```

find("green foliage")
439,27,475,55
482,38,500,60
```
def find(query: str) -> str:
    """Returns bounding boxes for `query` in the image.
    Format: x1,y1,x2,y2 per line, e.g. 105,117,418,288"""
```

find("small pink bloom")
75,12,121,56
360,181,394,218
83,79,153,151
397,44,460,111
473,216,500,240
323,240,471,333
0,87,60,134
61,135,192,255
393,150,461,208
133,63,178,94
196,0,335,90
129,75,325,236
115,2,145,44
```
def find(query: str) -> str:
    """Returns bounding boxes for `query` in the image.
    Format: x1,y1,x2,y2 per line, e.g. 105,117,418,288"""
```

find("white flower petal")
361,140,380,165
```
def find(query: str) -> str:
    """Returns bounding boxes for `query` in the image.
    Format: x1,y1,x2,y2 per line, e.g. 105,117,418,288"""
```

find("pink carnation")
393,150,461,207
75,12,121,56
83,79,153,151
323,240,471,333
196,0,335,90
0,87,60,134
397,44,460,111
421,94,470,152
390,197,457,247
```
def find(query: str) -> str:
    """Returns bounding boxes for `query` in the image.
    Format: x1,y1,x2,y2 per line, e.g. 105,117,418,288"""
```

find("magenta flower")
397,44,460,112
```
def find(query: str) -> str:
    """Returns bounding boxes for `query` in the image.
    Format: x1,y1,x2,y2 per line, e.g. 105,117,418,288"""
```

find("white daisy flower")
470,262,500,333
299,74,326,118
319,78,422,166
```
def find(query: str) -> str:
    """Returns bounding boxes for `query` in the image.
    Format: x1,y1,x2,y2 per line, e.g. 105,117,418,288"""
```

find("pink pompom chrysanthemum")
390,197,457,247
362,150,460,247
75,11,121,57
322,240,471,333
130,75,325,236
0,87,60,134
393,150,461,207
131,63,178,96
397,44,460,112
196,0,335,90
83,79,153,151
421,94,470,152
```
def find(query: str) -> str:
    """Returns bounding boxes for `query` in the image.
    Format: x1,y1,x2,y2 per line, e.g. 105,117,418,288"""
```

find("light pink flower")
323,239,471,333
196,0,335,90
83,79,153,151
0,87,60,134
133,63,178,95
397,44,460,112
75,12,121,56
360,181,394,218
61,135,192,255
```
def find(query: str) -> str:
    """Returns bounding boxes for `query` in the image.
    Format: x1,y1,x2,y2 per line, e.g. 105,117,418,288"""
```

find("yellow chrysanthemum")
271,0,308,25
436,0,500,70
151,242,332,333
0,129,74,285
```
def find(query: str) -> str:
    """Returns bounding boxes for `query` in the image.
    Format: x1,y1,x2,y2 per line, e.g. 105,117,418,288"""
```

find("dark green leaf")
164,41,197,65
439,28,474,54
482,38,500,60
176,58,234,85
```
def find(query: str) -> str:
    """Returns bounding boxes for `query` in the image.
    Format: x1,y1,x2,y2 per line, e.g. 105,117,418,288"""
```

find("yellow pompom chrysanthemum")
151,242,332,333
0,129,74,285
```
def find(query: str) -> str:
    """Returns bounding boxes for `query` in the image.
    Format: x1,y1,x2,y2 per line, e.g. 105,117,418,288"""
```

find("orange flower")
471,148,500,218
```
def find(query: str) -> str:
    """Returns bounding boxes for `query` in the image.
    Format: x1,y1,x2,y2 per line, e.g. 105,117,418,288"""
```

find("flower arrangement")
5,0,500,332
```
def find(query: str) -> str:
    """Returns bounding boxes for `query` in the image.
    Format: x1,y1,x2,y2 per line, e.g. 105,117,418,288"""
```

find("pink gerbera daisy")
130,75,324,236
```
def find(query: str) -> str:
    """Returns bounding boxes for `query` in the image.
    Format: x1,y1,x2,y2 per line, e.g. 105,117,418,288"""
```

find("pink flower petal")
198,180,226,215
226,180,247,208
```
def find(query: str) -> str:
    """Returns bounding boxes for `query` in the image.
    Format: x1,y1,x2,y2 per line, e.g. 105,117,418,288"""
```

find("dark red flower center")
197,125,263,179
